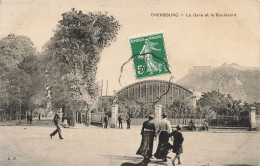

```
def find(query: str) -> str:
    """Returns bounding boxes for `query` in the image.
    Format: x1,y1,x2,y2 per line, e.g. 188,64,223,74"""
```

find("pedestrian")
104,114,108,129
118,115,123,129
126,115,131,129
38,113,41,120
169,125,184,166
154,113,172,162
50,109,64,139
188,117,196,131
27,112,30,124
29,114,32,124
136,114,157,164
203,120,209,131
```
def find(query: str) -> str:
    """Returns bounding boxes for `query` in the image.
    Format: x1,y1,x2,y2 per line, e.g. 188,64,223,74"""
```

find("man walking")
50,108,64,139
169,125,184,166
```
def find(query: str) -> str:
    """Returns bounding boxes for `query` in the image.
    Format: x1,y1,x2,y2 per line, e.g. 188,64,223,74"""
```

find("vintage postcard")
0,0,259,166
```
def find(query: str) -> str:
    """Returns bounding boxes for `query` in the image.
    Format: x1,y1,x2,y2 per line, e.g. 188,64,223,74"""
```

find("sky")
0,0,259,95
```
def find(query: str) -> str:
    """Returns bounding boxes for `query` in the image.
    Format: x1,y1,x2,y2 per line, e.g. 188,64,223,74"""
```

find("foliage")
97,97,113,112
43,9,121,115
0,34,36,68
253,102,260,115
167,97,193,118
0,9,121,124
197,90,251,118
0,34,47,120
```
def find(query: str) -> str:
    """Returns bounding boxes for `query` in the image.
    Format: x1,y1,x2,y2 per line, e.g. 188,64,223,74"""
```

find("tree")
253,102,260,115
168,96,193,118
197,91,250,118
97,97,113,113
0,34,44,121
43,9,121,125
19,54,48,115
0,34,36,69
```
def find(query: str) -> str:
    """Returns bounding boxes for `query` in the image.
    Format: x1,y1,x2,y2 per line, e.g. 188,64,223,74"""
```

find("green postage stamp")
129,33,170,79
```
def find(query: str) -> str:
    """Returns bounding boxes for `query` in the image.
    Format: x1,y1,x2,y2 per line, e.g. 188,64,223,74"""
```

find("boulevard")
0,125,259,166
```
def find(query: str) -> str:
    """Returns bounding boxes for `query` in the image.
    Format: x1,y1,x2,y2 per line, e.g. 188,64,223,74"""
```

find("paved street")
0,125,259,166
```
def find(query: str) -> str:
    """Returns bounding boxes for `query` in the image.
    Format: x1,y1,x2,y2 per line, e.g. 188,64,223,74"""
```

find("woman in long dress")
136,114,157,164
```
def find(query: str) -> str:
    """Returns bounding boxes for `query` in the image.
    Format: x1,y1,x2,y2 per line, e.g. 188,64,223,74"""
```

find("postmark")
129,33,170,79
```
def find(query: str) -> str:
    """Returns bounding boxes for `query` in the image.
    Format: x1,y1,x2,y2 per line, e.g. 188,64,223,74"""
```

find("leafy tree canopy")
0,34,36,69
0,34,47,119
44,8,121,112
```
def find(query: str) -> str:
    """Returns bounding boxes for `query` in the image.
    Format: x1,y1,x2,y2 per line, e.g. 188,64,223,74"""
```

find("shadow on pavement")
120,162,146,166
101,155,168,166
120,160,168,166
225,164,256,166
102,155,143,161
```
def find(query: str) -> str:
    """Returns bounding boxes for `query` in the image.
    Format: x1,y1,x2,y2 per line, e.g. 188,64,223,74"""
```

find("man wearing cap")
154,113,172,162
169,125,184,166
136,114,157,164
50,108,64,139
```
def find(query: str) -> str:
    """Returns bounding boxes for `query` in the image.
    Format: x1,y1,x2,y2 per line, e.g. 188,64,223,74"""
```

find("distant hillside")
176,64,260,103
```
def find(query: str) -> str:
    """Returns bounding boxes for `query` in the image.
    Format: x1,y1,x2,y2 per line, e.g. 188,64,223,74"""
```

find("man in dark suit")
118,115,123,129
50,109,64,139
126,115,131,129
104,114,109,129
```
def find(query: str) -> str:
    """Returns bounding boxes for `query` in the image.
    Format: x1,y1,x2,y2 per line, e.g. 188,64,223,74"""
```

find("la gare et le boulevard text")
151,13,237,17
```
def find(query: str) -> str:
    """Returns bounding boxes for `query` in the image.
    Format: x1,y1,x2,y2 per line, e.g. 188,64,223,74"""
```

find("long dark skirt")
136,131,155,158
154,131,171,159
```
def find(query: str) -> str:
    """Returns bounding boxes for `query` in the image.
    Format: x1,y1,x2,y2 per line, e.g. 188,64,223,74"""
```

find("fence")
91,112,105,124
90,113,250,128
209,116,250,127
169,118,205,127
169,114,250,127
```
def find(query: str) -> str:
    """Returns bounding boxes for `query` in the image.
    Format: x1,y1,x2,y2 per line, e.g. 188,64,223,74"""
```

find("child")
169,125,184,166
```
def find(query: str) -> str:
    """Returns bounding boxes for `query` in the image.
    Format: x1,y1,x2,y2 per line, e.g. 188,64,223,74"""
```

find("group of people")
188,118,209,131
103,114,131,129
118,115,131,129
48,108,212,166
136,113,184,166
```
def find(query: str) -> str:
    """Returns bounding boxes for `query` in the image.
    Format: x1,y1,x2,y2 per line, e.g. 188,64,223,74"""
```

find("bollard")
250,107,256,130
110,104,118,128
154,105,162,128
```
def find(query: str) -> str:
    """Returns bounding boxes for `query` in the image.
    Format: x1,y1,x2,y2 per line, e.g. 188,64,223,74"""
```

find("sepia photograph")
0,0,259,165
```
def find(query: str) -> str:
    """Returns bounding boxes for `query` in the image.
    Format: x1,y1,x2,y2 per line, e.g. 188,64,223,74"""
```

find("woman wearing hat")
169,125,184,166
136,114,157,164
